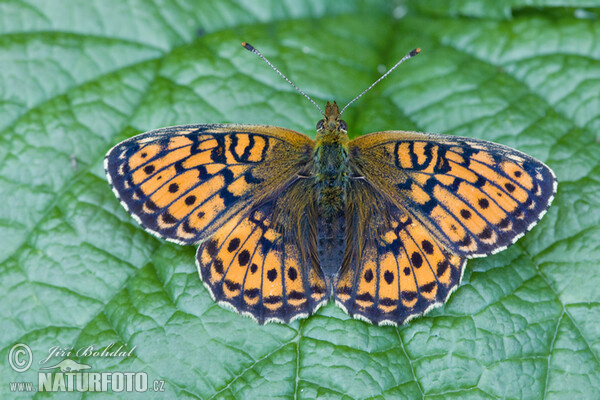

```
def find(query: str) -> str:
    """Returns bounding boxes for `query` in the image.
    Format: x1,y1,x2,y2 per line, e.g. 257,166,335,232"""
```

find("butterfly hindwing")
335,182,465,325
349,131,557,258
104,124,314,244
196,183,328,323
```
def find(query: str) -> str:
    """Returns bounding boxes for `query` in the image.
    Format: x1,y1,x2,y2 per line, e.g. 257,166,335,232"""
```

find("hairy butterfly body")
105,45,557,325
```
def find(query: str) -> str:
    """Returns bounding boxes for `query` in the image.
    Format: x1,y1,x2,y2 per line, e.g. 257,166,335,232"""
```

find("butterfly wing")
104,124,313,245
196,180,328,323
335,181,465,325
348,131,557,258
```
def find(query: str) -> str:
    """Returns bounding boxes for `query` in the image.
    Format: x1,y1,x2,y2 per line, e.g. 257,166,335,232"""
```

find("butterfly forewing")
349,131,557,259
104,124,314,245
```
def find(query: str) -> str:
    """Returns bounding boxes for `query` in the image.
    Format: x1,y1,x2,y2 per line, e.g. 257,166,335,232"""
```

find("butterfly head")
317,101,348,135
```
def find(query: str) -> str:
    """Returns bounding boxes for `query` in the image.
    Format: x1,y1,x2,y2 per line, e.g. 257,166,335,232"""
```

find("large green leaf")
2,1,599,398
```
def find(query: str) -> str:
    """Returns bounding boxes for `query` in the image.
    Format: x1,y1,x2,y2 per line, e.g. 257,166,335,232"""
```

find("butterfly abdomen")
317,214,346,278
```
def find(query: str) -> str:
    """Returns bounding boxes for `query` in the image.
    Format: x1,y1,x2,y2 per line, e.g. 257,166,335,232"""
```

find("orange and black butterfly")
105,44,556,325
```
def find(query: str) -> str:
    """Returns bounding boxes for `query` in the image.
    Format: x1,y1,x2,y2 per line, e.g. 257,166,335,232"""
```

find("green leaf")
2,1,599,398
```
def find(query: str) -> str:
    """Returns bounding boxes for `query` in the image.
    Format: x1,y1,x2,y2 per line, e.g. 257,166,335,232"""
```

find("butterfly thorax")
314,102,350,217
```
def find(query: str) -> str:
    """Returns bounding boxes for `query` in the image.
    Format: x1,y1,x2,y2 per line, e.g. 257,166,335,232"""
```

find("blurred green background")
1,0,599,398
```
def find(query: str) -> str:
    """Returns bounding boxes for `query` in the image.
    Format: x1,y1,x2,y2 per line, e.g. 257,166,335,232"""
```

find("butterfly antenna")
339,48,421,116
242,42,325,117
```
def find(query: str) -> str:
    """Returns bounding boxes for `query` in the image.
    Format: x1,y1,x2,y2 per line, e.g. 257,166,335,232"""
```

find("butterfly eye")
339,120,348,132
316,119,325,132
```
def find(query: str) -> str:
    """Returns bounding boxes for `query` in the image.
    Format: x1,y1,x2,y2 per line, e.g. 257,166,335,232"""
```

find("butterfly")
104,44,557,326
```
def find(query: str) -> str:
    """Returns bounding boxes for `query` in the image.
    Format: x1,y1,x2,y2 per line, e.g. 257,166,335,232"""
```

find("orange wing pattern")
335,182,465,325
106,123,556,326
105,124,313,245
349,131,557,258
196,192,328,323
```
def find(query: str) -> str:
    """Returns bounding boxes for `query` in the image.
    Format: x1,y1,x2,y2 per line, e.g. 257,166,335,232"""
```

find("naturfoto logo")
7,342,165,394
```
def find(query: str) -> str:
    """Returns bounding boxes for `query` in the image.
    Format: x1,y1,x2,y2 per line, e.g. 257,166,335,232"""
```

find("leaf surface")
1,1,599,398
